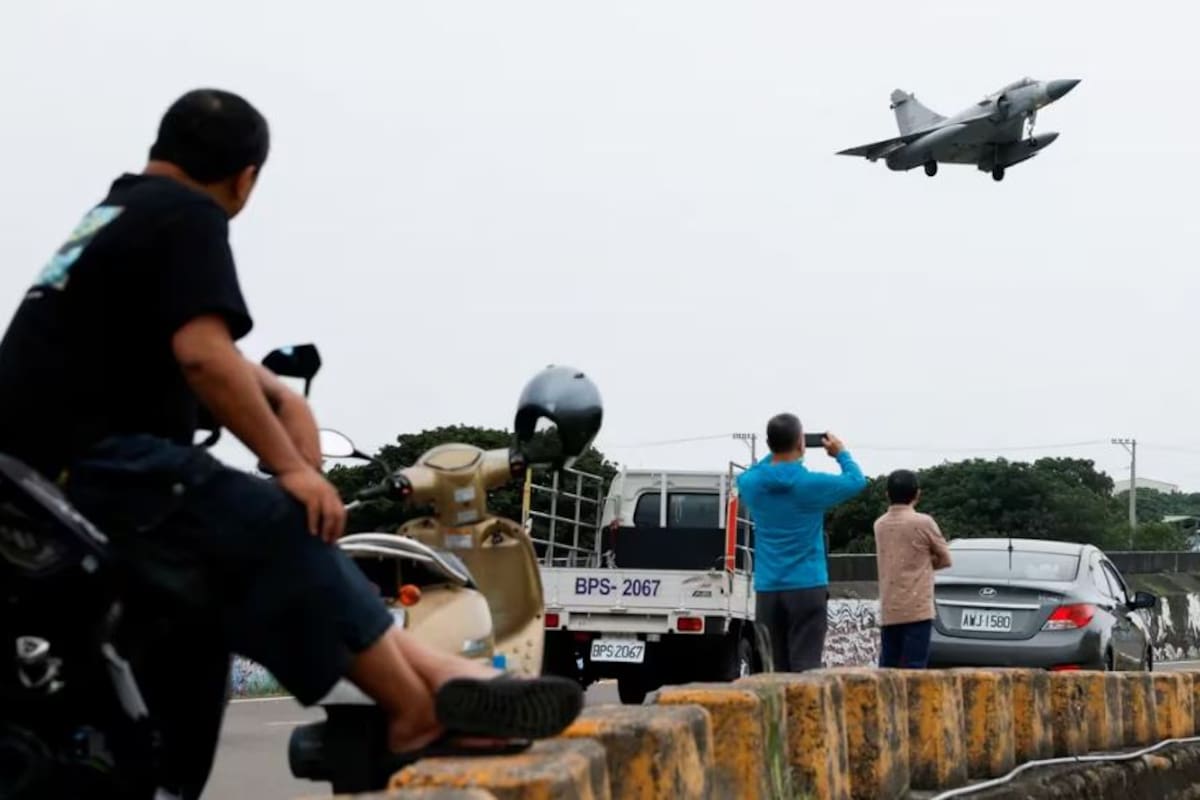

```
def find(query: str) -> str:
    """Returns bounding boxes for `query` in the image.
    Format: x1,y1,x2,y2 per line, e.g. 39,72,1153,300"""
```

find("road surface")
203,681,620,800
207,663,1200,800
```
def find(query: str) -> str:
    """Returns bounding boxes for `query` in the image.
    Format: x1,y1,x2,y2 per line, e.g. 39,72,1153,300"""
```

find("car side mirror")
1128,590,1157,611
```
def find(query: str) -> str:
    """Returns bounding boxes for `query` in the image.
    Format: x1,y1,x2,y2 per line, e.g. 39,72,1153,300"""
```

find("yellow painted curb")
988,669,1053,763
1121,672,1158,748
953,669,1015,779
1075,671,1124,751
389,739,610,800
559,704,711,800
325,791,498,800
739,673,851,800
812,668,909,800
1153,672,1195,740
896,670,967,791
656,683,771,800
1048,672,1089,757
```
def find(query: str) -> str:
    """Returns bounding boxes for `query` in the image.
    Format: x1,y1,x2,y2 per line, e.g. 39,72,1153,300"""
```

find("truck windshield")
633,491,720,528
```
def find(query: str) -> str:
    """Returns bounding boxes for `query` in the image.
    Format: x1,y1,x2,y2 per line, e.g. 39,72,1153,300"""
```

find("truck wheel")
542,637,580,682
617,676,648,705
715,634,754,681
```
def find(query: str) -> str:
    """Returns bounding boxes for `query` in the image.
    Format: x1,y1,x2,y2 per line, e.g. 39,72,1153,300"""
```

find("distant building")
1112,477,1179,495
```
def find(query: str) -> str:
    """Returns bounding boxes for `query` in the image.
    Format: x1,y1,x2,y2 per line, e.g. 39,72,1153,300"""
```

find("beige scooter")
320,435,549,677
288,363,603,794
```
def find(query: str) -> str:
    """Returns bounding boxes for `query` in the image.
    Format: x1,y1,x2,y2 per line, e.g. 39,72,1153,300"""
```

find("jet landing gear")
991,166,1006,182
924,161,938,177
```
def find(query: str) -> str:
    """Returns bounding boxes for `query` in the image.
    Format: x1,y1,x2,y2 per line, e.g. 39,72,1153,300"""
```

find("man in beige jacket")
873,469,952,668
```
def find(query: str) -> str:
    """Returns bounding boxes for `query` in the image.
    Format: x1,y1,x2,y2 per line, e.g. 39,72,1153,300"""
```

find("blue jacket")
736,451,867,591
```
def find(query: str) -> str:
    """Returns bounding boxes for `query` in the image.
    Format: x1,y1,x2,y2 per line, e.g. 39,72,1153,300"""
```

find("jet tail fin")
890,89,945,135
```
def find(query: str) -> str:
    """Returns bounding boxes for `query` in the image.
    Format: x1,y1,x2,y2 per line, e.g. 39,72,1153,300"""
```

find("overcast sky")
2,1,1197,488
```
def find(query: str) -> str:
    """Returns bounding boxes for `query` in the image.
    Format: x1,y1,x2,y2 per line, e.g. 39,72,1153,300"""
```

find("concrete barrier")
329,791,497,800
559,705,711,800
897,669,967,790
738,673,851,800
813,667,909,800
1049,672,1090,757
1122,671,1159,747
328,666,1200,800
996,668,1055,763
1187,670,1200,735
1154,672,1196,740
1076,671,1125,751
655,683,776,800
955,669,1016,778
389,739,610,800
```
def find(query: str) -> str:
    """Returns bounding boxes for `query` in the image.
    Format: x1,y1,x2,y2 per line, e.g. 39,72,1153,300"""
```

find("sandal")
433,673,584,740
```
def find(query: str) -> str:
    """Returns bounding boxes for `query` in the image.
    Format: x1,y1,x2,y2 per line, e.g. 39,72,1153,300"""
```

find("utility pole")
732,432,757,463
1112,438,1137,548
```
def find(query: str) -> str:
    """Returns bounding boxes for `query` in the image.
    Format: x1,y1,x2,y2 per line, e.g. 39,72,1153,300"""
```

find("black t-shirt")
0,174,253,477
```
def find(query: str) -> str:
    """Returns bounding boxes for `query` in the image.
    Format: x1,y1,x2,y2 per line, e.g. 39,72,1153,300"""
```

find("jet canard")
837,77,1080,182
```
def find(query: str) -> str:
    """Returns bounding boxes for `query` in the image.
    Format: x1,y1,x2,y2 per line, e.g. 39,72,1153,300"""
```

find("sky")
1,1,1197,489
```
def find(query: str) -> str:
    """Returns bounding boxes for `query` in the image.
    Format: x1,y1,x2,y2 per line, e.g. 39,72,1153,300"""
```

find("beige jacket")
873,505,952,626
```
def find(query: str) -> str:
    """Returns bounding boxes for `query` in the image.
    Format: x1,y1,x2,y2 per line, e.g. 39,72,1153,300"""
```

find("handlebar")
345,447,526,522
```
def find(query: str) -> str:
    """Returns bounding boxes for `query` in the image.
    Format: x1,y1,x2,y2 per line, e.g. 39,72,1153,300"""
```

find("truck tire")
618,675,648,705
715,633,754,681
542,635,580,682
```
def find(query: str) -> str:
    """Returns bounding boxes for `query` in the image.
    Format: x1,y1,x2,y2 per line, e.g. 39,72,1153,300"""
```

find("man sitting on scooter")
0,88,582,793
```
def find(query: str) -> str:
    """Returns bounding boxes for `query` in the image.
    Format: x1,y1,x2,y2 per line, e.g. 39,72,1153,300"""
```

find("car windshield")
941,549,1080,582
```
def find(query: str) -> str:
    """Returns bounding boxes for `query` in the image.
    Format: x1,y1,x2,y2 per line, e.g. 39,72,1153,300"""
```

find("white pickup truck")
525,465,772,704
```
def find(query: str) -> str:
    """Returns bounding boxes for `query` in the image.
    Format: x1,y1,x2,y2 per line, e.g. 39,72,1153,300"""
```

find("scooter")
316,427,549,678
286,364,604,793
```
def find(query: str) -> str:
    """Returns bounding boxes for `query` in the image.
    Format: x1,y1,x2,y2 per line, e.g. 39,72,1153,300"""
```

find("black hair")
148,89,270,183
766,413,802,454
887,469,920,505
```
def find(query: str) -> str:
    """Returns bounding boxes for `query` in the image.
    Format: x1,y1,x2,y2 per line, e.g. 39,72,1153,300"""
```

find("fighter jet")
837,77,1080,181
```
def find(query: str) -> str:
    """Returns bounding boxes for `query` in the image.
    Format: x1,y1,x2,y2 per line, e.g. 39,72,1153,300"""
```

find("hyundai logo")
979,587,997,598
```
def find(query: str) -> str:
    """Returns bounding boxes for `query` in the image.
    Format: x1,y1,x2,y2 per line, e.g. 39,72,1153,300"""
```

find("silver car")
928,538,1157,671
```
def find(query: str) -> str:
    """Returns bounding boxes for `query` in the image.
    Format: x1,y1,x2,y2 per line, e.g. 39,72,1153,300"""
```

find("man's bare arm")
250,362,321,469
173,315,345,540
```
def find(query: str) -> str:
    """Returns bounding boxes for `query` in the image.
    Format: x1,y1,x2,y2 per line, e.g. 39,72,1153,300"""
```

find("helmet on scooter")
513,366,603,470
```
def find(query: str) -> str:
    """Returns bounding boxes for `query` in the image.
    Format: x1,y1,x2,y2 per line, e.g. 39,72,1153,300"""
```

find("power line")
853,439,1110,454
602,433,1117,454
603,432,738,449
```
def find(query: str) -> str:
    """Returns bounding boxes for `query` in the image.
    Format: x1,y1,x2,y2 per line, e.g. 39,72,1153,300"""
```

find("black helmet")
513,365,603,469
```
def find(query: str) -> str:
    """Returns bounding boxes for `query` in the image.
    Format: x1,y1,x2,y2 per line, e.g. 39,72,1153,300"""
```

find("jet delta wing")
837,77,1080,181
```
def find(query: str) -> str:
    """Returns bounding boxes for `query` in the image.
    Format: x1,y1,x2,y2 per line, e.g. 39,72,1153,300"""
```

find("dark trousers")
756,587,828,672
63,435,394,798
879,620,934,668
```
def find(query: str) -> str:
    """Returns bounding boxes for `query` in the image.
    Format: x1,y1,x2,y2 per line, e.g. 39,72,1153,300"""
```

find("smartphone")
804,432,827,449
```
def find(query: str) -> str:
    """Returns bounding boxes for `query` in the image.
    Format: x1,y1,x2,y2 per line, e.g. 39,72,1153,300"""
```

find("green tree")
824,456,1127,553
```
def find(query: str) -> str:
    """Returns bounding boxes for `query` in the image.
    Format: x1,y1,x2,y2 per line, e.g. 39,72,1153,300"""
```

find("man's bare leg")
348,626,583,753
346,626,444,752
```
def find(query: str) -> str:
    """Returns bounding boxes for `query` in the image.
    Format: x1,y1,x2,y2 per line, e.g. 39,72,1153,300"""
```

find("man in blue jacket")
736,413,867,671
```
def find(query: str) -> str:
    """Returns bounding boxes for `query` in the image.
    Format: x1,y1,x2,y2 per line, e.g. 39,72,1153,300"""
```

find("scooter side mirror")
262,344,322,397
319,429,357,459
318,428,393,475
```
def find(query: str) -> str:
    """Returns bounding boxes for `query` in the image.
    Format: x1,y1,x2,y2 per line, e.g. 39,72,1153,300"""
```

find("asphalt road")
203,681,621,800
207,662,1200,800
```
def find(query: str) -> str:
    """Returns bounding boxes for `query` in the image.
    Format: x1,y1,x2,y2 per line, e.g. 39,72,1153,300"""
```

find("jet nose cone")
1046,79,1081,101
